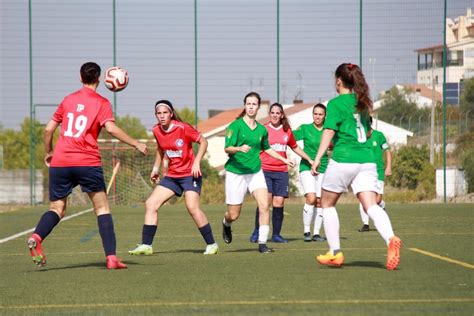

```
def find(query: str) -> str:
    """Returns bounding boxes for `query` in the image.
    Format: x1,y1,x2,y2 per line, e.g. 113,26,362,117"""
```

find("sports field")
0,203,473,315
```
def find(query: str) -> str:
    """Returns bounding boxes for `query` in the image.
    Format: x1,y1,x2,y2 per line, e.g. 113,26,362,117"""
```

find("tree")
99,115,149,139
376,86,430,128
0,118,45,169
460,78,474,120
176,107,198,126
388,145,434,190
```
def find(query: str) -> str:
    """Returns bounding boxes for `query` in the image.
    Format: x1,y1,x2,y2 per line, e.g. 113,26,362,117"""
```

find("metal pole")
442,0,447,203
359,0,363,68
113,0,117,114
399,115,404,128
276,0,280,103
28,0,35,205
418,114,424,134
408,115,413,131
194,0,198,127
429,56,436,164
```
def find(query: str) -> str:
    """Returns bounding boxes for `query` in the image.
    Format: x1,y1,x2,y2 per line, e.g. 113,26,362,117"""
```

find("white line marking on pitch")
0,208,93,244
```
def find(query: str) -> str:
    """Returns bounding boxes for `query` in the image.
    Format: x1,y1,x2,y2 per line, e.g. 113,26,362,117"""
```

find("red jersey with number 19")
50,87,114,167
152,120,201,177
260,123,297,172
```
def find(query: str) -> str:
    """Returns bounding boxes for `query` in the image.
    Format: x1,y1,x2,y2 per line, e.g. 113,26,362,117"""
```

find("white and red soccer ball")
104,66,129,92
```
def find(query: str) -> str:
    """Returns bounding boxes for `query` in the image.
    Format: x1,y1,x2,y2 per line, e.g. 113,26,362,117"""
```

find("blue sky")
0,0,471,130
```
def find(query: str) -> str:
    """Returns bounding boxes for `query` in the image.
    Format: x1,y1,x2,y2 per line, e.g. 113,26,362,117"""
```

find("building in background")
416,7,474,104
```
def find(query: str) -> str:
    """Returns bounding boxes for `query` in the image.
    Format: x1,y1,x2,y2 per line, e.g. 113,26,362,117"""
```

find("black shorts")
263,170,289,198
49,166,106,201
158,175,202,197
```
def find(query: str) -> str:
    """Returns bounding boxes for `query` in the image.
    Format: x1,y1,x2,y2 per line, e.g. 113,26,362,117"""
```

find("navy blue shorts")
263,170,289,198
49,166,106,201
158,175,202,197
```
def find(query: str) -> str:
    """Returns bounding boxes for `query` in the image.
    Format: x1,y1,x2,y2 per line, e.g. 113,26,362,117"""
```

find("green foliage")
460,78,474,119
176,107,198,126
389,146,434,192
376,86,430,128
456,125,474,193
0,118,45,169
462,148,474,193
100,115,149,139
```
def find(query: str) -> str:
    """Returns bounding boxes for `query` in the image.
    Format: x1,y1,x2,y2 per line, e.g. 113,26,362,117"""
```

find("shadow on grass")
28,260,140,272
343,261,386,269
156,249,203,254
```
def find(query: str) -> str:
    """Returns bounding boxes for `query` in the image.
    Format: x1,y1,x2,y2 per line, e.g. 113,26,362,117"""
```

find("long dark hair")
154,99,182,122
237,91,261,118
269,103,291,132
335,63,372,113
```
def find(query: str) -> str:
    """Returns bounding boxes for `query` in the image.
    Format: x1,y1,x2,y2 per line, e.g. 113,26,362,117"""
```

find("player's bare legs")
184,191,218,254
144,186,175,226
253,188,273,253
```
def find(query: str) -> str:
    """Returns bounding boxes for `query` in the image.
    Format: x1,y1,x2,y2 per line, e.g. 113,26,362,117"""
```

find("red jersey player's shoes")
27,233,46,267
106,255,127,270
316,251,344,267
386,236,402,270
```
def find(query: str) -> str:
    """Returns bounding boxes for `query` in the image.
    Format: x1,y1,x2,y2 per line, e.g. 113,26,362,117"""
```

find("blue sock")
142,224,157,245
272,206,284,236
34,211,61,240
97,214,116,256
254,207,260,232
198,223,215,245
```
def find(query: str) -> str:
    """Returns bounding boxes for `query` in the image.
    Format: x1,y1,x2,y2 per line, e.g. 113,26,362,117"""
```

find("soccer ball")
104,66,129,92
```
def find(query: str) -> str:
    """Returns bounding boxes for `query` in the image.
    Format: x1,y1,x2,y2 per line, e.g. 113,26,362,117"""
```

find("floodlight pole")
442,0,447,203
277,0,280,103
359,0,363,68
194,0,198,128
113,0,117,114
28,0,35,205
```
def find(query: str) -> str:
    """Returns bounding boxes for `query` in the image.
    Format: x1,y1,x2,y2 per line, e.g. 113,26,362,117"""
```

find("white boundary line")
0,208,93,244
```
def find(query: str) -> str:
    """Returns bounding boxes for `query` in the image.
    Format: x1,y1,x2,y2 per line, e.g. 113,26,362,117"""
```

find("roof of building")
404,84,442,103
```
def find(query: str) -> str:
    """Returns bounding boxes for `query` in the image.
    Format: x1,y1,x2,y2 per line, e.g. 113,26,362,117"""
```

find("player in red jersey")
27,62,147,269
249,103,313,243
128,100,219,256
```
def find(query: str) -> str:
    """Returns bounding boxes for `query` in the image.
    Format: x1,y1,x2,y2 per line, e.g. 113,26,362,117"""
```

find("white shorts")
225,170,267,205
322,159,378,194
376,180,384,195
299,170,324,198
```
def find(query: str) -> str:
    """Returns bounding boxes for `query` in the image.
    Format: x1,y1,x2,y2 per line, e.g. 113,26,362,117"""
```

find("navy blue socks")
97,214,116,256
34,211,61,240
272,207,284,236
199,223,215,245
142,224,157,245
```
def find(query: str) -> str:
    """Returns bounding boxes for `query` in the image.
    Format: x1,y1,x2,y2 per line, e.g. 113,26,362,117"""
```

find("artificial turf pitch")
0,203,473,315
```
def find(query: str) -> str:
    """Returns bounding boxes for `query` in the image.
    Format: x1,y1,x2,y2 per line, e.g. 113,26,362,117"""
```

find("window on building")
447,50,464,66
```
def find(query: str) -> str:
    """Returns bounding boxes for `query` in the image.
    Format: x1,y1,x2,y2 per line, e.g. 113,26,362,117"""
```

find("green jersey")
323,93,374,163
224,117,270,174
293,123,329,173
369,129,389,181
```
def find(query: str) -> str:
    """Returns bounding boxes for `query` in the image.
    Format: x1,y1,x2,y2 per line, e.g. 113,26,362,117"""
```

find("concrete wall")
436,168,467,198
0,170,43,203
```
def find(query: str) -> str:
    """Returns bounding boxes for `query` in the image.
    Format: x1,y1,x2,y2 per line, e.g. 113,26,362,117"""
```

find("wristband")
152,166,159,173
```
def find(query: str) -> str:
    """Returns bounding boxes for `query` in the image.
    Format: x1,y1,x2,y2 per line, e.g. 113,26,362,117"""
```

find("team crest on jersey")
226,130,233,138
283,135,288,142
373,141,378,146
76,104,85,112
175,139,184,147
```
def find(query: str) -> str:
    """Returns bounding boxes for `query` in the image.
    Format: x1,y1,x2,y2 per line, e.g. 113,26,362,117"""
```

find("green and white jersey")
323,93,374,164
293,123,329,173
224,117,270,174
369,129,389,181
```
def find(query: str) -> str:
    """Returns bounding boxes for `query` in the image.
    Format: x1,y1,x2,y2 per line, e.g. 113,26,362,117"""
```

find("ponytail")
335,63,373,113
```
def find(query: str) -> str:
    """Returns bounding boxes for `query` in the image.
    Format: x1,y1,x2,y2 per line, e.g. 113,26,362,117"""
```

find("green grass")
0,203,473,315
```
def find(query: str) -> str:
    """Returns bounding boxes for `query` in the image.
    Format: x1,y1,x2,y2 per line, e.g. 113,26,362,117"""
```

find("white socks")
222,218,231,227
359,203,370,225
367,205,395,245
258,224,270,244
322,207,340,252
303,203,314,233
313,207,323,235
